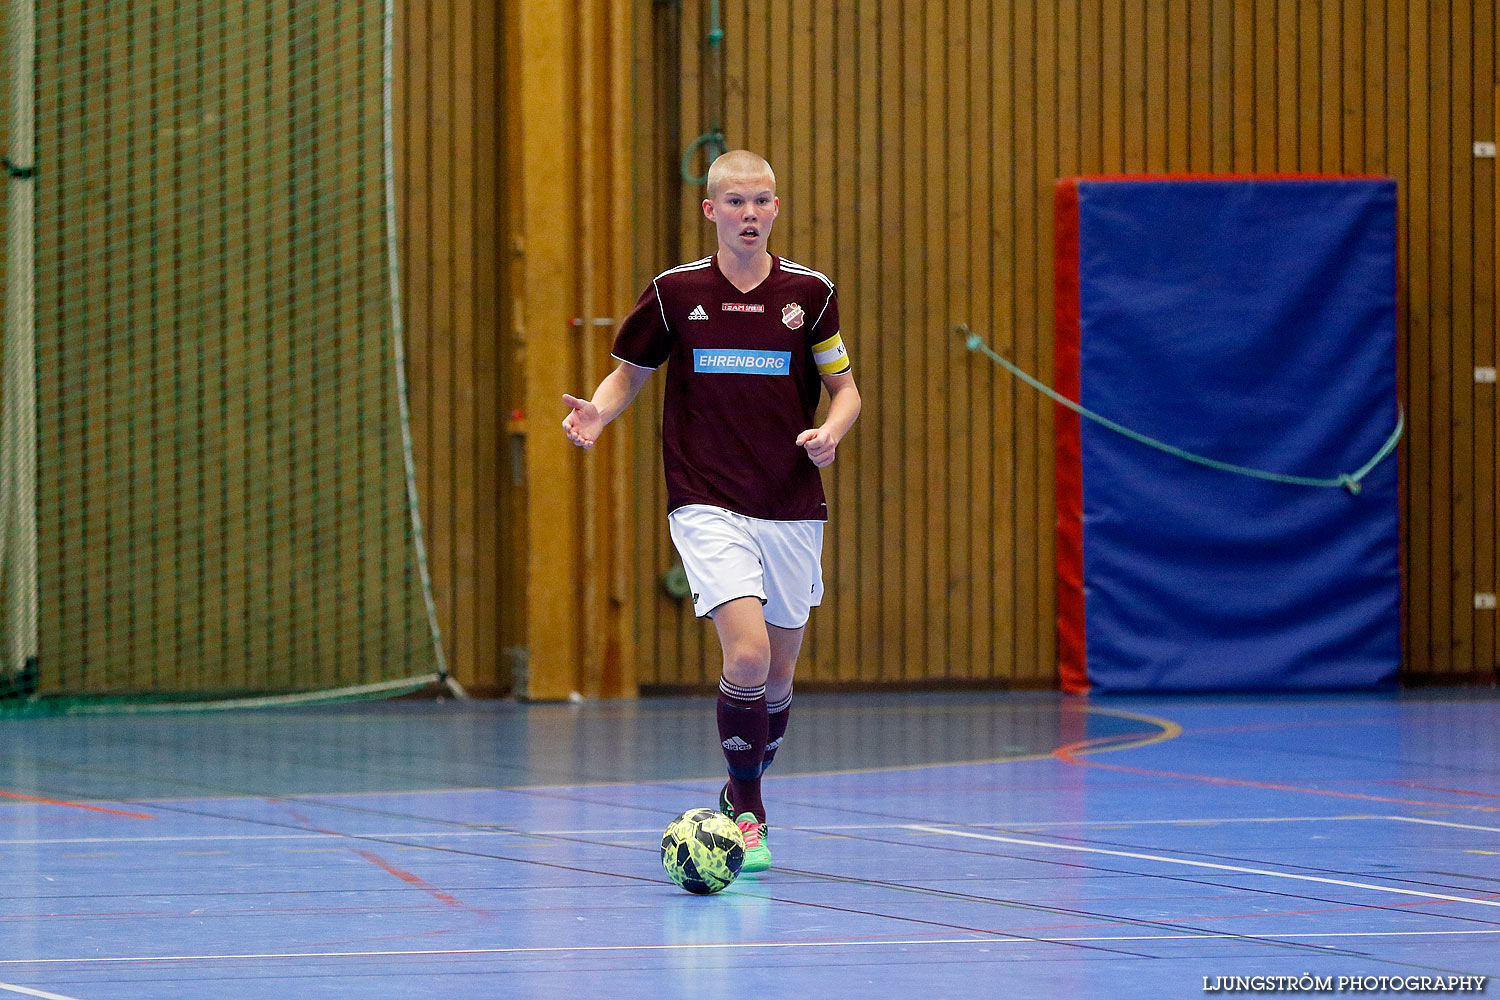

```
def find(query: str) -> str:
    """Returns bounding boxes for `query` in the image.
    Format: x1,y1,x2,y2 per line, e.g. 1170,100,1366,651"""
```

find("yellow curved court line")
1064,704,1185,756
492,703,1187,789
698,703,1185,781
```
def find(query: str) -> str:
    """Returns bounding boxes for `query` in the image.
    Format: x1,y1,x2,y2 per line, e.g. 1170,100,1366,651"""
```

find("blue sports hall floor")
1,689,1498,999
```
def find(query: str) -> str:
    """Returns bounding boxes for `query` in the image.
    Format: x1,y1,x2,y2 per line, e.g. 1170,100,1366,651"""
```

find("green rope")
957,325,1403,495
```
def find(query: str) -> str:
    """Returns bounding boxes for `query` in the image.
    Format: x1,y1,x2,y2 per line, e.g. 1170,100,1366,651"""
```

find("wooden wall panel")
401,0,641,701
482,0,639,700
396,0,508,694
624,0,1500,690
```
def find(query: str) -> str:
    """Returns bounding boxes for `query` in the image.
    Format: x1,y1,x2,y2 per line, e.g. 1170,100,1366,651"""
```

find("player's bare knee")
721,638,771,686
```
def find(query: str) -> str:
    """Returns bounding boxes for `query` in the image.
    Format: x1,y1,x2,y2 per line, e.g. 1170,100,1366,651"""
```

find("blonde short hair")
705,150,776,199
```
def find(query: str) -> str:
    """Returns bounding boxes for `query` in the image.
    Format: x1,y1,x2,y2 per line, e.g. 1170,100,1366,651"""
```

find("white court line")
0,813,1490,848
0,831,522,847
0,814,1403,847
1,928,1498,967
0,982,84,1000
1385,815,1500,834
904,825,1500,909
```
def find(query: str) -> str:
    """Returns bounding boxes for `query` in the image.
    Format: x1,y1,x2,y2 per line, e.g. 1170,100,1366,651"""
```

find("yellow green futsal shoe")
735,811,771,873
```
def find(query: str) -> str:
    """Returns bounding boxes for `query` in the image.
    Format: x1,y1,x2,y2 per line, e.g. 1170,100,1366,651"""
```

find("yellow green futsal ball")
660,807,745,894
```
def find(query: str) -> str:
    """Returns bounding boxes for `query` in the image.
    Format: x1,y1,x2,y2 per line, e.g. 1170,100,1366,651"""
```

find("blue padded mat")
1055,177,1401,693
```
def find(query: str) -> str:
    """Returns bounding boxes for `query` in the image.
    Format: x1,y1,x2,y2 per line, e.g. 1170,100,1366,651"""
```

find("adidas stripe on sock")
760,690,792,776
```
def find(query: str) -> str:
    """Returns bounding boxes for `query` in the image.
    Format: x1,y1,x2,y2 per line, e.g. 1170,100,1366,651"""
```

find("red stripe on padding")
1054,179,1088,694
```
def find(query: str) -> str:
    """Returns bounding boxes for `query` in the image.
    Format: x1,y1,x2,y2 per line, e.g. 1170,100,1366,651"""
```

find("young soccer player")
561,150,861,873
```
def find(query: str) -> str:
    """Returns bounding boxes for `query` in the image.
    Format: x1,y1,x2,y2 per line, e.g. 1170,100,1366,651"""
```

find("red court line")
1053,740,1500,812
1377,781,1500,800
0,790,154,820
986,887,1500,937
1150,889,1500,925
351,849,489,916
1179,717,1399,737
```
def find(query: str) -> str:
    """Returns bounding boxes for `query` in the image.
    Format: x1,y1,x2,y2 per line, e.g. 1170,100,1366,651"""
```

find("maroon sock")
716,677,767,822
758,691,792,776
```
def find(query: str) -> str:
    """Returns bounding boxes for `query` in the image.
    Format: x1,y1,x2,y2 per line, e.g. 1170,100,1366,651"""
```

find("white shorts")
667,504,825,629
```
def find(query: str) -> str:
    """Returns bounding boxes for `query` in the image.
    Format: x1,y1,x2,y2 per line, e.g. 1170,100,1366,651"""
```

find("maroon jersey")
612,254,849,521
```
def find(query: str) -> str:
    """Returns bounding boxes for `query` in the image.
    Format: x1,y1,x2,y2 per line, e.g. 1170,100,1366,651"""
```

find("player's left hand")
795,427,839,468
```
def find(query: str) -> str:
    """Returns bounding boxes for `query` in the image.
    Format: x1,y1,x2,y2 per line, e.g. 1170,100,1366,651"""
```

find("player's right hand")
561,393,603,448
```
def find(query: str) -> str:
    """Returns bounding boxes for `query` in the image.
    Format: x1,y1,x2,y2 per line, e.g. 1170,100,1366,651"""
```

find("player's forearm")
589,363,651,427
820,382,861,443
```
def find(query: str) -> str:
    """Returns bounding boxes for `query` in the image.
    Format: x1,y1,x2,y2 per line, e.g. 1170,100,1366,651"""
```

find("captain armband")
811,332,851,376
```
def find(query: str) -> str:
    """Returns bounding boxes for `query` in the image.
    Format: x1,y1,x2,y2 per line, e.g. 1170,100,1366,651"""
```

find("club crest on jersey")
781,302,805,329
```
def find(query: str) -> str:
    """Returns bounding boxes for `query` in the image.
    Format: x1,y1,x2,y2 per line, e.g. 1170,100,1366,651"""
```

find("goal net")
0,0,446,711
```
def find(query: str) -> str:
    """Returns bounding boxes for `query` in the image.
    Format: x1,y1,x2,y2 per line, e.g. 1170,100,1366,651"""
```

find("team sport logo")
782,302,805,329
722,303,765,313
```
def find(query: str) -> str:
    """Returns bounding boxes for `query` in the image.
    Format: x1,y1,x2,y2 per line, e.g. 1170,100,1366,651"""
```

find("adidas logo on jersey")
688,304,709,320
721,736,753,751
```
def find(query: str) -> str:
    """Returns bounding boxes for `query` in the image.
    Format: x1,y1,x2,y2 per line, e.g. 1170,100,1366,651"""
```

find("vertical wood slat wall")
508,0,638,700
397,0,639,697
20,2,1492,697
627,0,1499,689
396,0,506,694
398,2,1496,694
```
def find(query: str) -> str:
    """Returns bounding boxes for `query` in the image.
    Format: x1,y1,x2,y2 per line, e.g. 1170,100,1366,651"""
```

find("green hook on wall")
681,129,727,185
680,0,727,185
